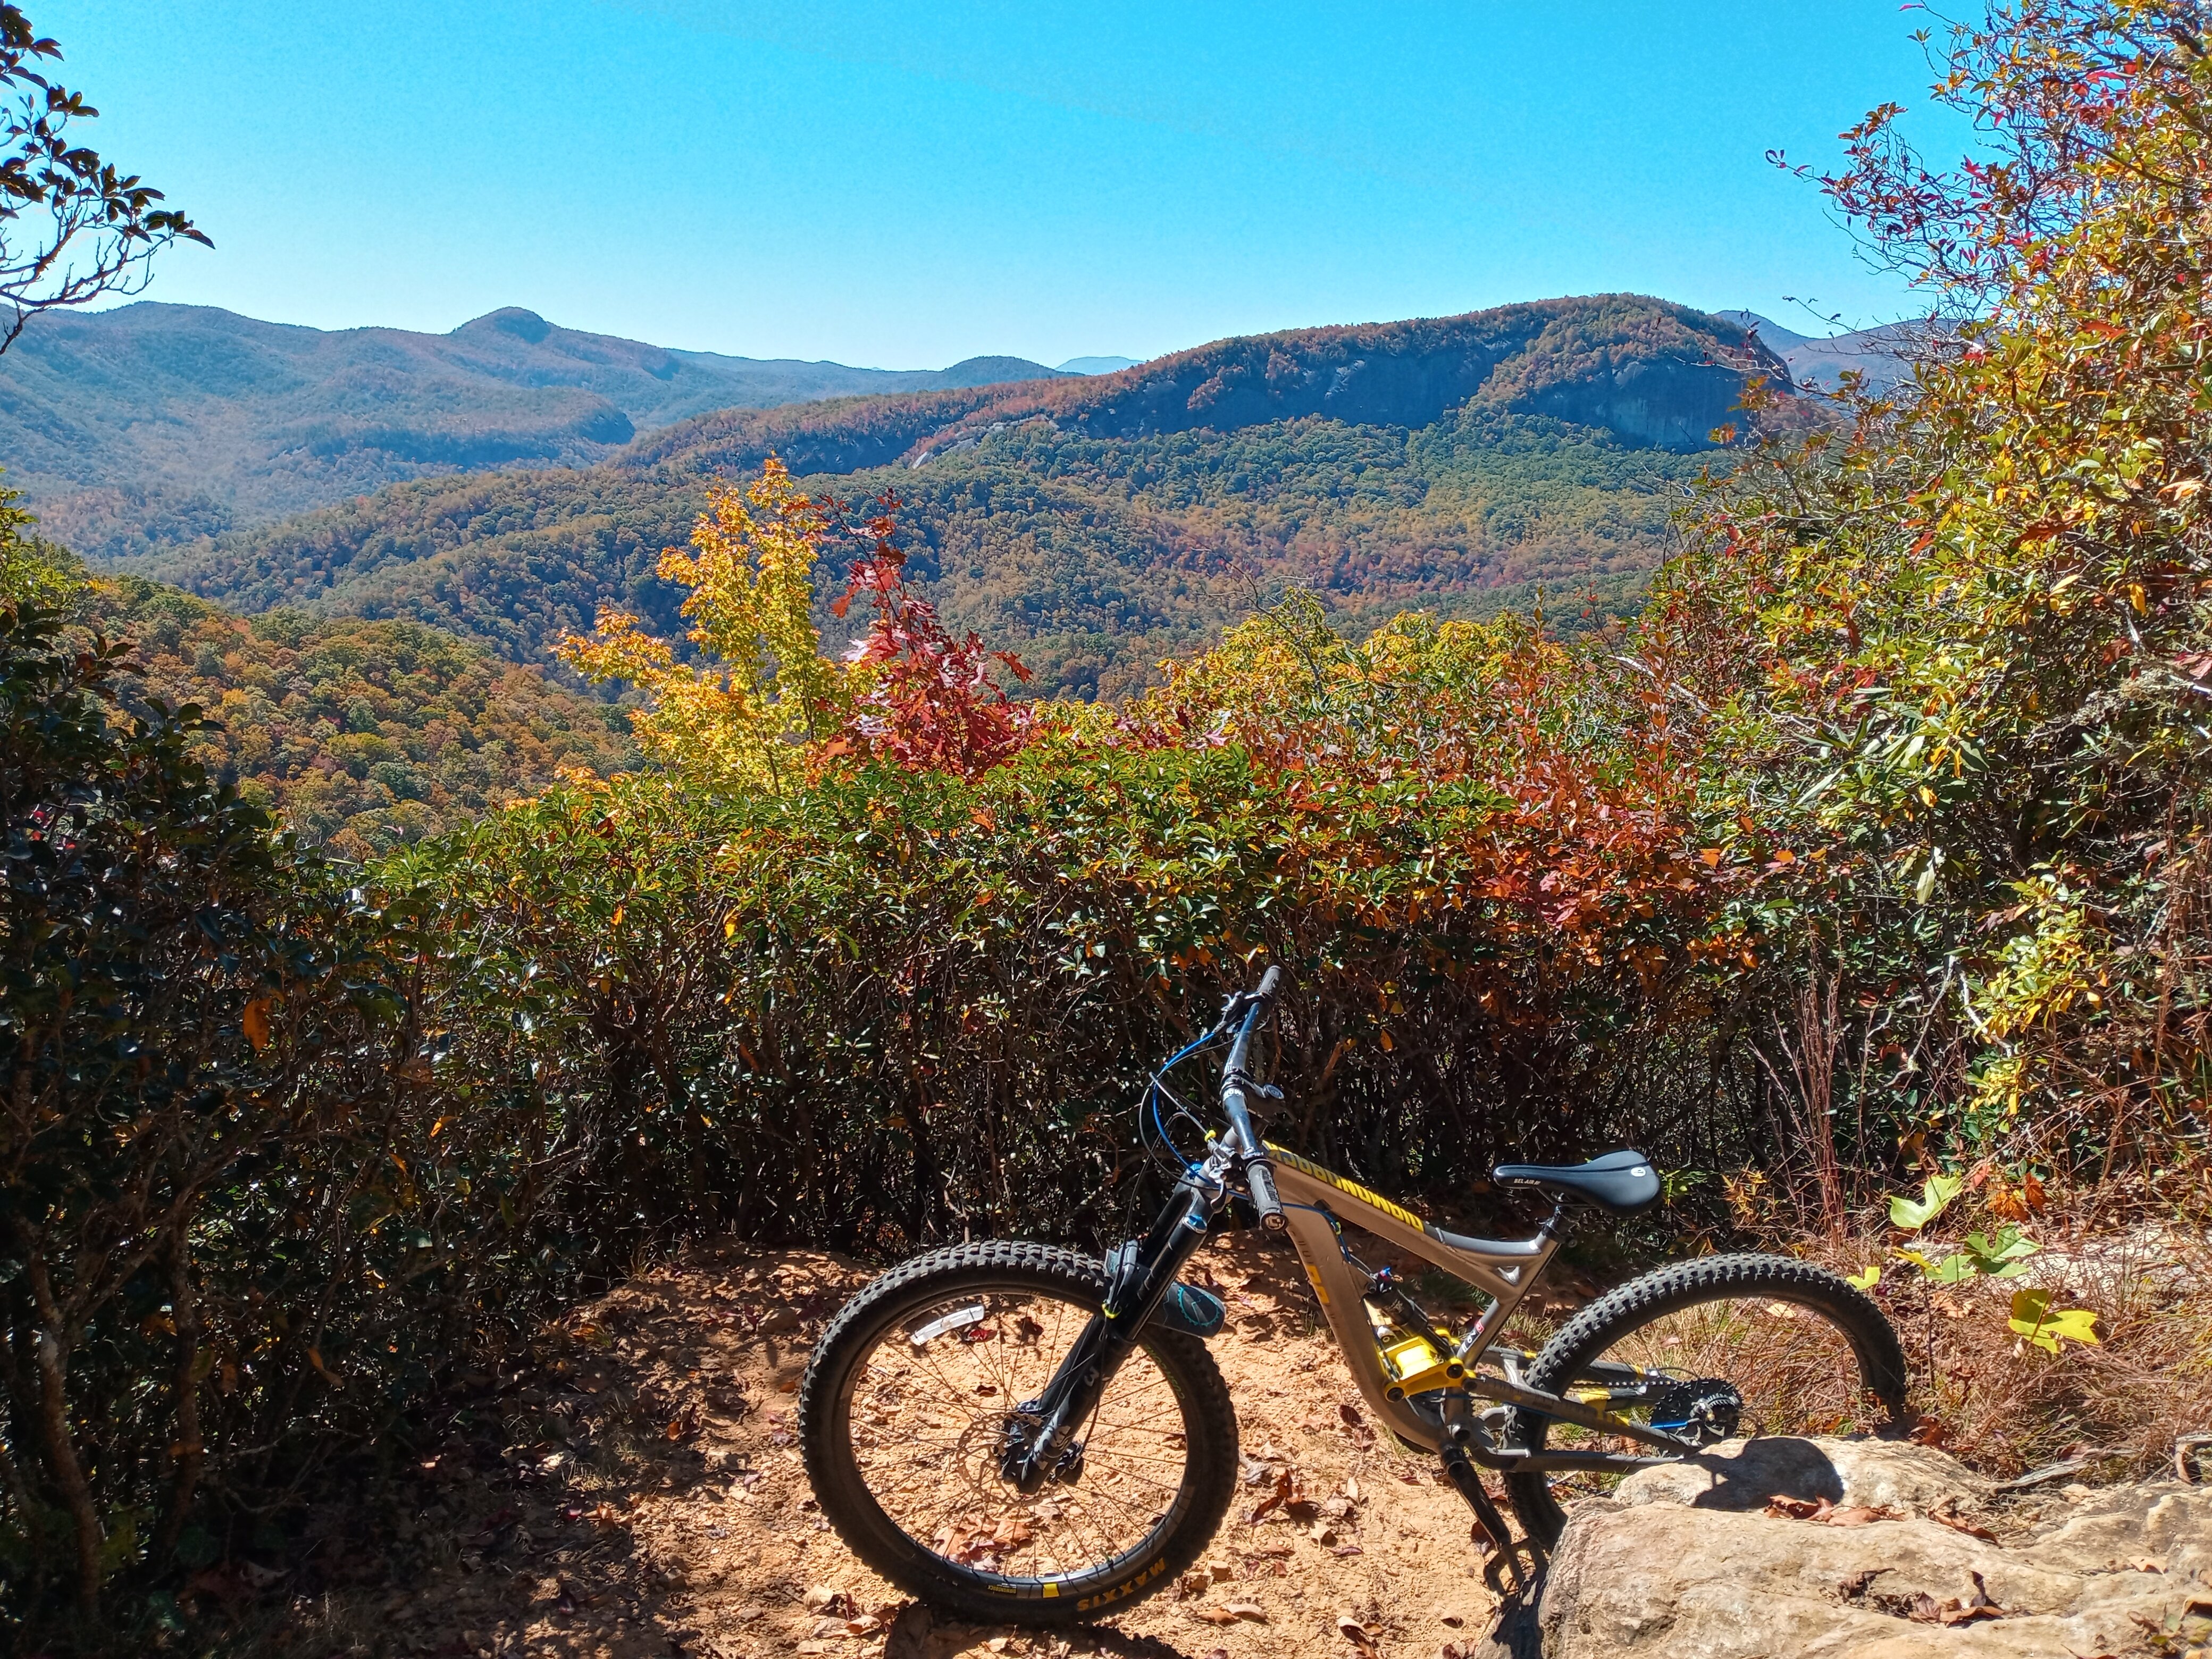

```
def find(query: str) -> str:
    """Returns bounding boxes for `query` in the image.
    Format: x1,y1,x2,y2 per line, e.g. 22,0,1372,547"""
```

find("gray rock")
1610,1434,1993,1513
1480,1437,2212,1658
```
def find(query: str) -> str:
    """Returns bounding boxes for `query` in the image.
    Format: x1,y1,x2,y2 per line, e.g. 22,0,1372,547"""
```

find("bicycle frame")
1263,1146,1686,1469
1000,975,1690,1498
1266,1145,1553,1455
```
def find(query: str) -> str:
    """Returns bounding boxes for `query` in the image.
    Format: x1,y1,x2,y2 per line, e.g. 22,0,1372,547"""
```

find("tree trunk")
30,1325,100,1615
154,1232,204,1564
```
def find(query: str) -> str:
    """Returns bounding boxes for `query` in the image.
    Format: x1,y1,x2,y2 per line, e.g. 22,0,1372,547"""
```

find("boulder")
1481,1437,2212,1658
1608,1434,1993,1514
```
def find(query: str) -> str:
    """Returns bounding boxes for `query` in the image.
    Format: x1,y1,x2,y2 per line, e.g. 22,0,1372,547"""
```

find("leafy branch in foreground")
0,4,208,350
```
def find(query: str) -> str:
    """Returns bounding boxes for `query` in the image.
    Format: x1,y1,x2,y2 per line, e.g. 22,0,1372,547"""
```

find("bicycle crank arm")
1467,1374,1703,1453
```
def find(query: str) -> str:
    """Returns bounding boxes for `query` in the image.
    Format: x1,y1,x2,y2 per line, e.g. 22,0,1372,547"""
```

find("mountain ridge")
129,294,1797,699
0,301,1071,560
1715,308,1935,392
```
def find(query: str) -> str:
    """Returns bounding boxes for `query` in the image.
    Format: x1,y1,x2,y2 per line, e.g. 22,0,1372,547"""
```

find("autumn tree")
1668,0,2212,1168
565,458,1034,789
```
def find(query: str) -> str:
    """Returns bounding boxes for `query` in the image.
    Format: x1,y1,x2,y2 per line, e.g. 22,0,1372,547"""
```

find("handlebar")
1218,965,1288,1230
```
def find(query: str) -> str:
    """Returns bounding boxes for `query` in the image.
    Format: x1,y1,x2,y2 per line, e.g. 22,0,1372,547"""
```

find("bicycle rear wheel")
1503,1253,1908,1548
799,1241,1239,1624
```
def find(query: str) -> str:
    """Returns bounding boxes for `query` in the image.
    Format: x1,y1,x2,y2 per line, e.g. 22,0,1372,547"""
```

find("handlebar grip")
1253,964,1286,1006
1245,1157,1286,1231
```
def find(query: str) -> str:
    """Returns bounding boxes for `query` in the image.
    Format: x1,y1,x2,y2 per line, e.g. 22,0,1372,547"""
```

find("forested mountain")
0,301,1068,562
125,295,1792,699
86,575,634,853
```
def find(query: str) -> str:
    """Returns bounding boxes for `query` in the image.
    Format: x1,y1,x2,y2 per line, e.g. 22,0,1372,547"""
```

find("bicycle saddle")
1493,1149,1660,1212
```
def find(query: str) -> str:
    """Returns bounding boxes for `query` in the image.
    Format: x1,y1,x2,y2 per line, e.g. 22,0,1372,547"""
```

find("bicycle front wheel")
1504,1252,1909,1548
798,1241,1239,1624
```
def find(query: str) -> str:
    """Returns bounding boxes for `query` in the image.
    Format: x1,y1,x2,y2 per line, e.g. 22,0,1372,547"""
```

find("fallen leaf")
1336,1614,1375,1646
1250,1467,1311,1524
1195,1609,1240,1627
1338,1403,1365,1428
1224,1603,1269,1622
1764,1495,1828,1521
1908,1571,2008,1626
1926,1498,1998,1541
1765,1495,1899,1526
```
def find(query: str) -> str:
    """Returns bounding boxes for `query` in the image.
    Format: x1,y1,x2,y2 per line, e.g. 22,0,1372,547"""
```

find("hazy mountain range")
1716,311,1932,392
117,293,1803,701
0,303,1096,561
14,291,1864,848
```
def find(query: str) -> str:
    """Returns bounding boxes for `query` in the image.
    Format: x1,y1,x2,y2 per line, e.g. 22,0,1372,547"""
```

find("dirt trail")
299,1230,1588,1659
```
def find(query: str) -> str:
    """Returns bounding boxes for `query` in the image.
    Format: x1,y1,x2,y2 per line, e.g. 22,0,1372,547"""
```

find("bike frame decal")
1267,1146,1430,1231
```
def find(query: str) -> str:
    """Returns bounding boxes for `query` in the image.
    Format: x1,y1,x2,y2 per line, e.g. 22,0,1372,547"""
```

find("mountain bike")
798,967,1909,1622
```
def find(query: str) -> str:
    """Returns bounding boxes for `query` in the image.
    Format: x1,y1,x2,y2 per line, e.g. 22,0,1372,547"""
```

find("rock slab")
1488,1437,2212,1658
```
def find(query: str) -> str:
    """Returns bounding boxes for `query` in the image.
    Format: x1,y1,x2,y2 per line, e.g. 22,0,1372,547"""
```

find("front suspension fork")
1000,1175,1217,1490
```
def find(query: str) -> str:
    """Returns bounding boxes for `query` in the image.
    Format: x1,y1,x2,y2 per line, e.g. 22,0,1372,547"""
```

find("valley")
0,301,1076,561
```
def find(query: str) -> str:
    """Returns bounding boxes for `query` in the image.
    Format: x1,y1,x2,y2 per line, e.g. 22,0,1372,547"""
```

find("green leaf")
1960,1227,2039,1277
1888,1172,1962,1232
1845,1264,1880,1292
2007,1287,2099,1353
1929,1251,1980,1284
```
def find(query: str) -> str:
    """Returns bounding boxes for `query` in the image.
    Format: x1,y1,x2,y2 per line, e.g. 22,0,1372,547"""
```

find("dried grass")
1781,1161,2212,1481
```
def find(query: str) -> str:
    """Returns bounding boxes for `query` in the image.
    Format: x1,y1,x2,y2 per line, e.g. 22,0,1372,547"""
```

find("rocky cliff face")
633,294,1796,482
1479,1437,2212,1658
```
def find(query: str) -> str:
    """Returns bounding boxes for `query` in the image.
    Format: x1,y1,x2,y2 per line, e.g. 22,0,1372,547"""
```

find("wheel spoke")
1505,1259,1905,1552
841,1282,1197,1586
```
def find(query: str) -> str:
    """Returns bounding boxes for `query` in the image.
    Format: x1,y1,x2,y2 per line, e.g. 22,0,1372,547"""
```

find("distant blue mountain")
1717,310,1939,393
1055,355,1142,375
0,302,1067,560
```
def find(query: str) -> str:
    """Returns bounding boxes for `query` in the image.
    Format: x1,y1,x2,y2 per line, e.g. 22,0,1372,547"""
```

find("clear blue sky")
41,2,1965,370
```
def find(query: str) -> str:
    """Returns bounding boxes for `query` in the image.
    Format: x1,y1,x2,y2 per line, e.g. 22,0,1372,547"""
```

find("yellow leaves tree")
563,459,850,793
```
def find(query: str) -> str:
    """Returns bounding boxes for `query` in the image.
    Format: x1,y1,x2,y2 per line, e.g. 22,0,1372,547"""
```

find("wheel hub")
1644,1378,1743,1444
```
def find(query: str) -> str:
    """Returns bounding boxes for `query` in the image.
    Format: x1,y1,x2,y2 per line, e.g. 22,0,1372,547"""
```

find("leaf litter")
274,1231,1507,1658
